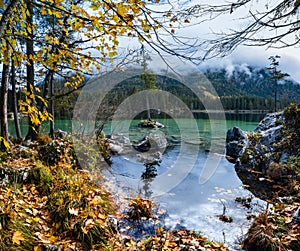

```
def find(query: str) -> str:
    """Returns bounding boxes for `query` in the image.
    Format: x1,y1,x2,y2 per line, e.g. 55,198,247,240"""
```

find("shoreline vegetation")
0,103,299,251
0,136,230,250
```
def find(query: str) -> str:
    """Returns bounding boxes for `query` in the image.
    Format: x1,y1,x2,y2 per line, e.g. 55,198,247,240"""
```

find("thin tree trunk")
36,70,51,133
25,0,38,140
11,60,22,139
0,62,9,146
49,72,55,138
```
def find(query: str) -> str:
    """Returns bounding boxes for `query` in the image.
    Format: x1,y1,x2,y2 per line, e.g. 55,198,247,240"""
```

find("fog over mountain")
202,64,300,101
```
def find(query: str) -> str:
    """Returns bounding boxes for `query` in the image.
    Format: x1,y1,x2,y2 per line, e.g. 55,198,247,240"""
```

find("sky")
190,0,300,82
138,0,300,82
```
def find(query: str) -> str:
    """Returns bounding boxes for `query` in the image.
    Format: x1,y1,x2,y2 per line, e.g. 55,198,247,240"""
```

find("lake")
9,113,266,250
98,113,266,249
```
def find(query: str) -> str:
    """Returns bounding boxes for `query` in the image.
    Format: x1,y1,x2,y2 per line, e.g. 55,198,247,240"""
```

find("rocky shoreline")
226,103,300,251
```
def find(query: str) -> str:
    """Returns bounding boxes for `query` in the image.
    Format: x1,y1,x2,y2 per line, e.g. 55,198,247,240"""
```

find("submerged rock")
133,134,167,153
40,244,63,251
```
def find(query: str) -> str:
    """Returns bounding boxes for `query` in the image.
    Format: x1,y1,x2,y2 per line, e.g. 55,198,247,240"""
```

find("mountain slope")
203,66,300,101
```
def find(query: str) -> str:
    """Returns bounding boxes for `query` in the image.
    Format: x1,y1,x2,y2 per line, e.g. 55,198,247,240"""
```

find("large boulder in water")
226,127,248,163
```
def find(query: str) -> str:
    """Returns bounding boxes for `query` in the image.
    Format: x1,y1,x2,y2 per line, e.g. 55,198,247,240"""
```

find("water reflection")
102,115,267,250
141,162,158,198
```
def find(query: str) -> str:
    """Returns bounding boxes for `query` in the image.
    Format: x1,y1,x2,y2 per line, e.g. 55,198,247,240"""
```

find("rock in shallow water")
225,127,248,163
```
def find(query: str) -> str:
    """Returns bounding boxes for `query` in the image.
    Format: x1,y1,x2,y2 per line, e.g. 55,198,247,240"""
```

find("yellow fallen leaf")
34,246,43,251
46,234,59,243
284,216,292,224
26,219,32,224
12,230,25,245
32,217,40,223
98,213,106,220
81,226,89,234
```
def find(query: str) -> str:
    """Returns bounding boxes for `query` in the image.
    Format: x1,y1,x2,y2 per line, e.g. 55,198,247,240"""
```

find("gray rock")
137,151,162,164
226,127,248,163
24,139,34,146
107,215,119,233
55,129,68,138
259,125,282,147
227,127,247,142
109,143,123,154
133,134,167,153
110,134,131,146
254,112,284,133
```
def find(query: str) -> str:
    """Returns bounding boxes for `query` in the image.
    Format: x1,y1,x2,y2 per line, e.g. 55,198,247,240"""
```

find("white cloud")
113,1,300,82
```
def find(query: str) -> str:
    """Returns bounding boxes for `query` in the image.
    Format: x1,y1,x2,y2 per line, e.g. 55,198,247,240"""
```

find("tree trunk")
0,62,9,147
25,0,38,140
11,60,22,139
49,72,55,138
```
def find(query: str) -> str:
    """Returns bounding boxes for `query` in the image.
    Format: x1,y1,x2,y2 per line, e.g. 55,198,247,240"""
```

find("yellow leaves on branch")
19,86,53,127
0,0,171,115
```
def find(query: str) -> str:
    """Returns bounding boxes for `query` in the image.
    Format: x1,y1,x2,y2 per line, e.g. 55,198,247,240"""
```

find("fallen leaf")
34,246,43,251
68,208,79,216
32,217,40,223
284,216,292,224
98,213,106,219
26,219,32,224
12,230,25,245
25,208,33,214
35,232,51,244
81,226,89,234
